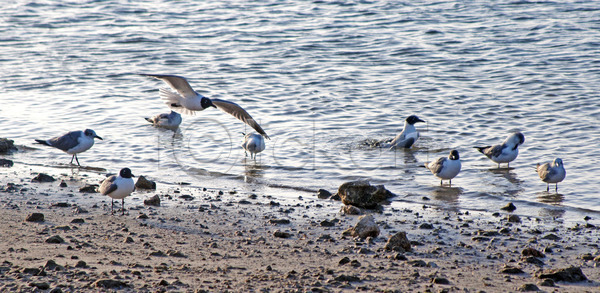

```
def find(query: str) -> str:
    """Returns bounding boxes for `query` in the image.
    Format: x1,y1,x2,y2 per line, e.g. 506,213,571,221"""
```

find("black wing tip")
34,139,50,146
473,146,487,153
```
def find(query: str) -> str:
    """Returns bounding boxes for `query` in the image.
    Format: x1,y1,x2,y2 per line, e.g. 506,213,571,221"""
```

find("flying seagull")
140,74,269,139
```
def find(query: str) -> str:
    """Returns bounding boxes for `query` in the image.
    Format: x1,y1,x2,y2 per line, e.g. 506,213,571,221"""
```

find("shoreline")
0,161,599,292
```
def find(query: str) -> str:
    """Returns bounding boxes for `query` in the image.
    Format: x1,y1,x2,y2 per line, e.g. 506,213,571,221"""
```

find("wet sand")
0,165,599,292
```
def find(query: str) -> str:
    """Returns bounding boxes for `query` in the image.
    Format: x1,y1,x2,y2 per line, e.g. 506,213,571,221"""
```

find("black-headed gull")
475,132,525,168
426,150,461,186
241,132,265,160
145,110,182,130
389,115,426,149
98,168,135,215
536,158,566,192
140,74,269,139
34,129,102,166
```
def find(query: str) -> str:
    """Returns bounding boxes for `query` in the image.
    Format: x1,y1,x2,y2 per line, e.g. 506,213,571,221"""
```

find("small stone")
25,213,44,222
350,260,361,267
339,257,351,265
508,214,521,223
501,202,517,212
0,138,17,153
537,266,587,282
500,265,525,274
345,214,379,239
70,218,85,224
270,219,290,225
317,189,332,199
518,284,540,291
538,278,555,287
334,274,361,283
432,277,450,285
385,231,411,252
273,230,291,239
44,260,63,271
166,250,186,258
79,184,98,193
320,220,335,227
523,256,545,267
75,260,88,268
419,223,434,229
340,205,362,215
522,247,545,258
149,251,166,257
135,176,156,189
59,181,68,187
158,280,169,286
0,159,14,167
393,253,407,261
29,282,50,290
93,279,128,289
124,237,134,243
22,268,41,275
32,173,56,183
45,235,65,244
408,260,427,267
52,202,71,208
137,214,149,219
541,234,561,241
74,207,88,214
144,195,161,206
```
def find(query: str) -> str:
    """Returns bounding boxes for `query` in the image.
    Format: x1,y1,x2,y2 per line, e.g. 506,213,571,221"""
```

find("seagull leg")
70,155,75,165
121,199,125,215
449,179,452,187
111,199,114,215
555,184,558,192
546,183,549,192
74,155,81,166
440,180,442,186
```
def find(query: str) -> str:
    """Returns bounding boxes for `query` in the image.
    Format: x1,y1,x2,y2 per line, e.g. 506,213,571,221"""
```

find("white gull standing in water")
241,132,265,160
425,150,461,186
475,132,525,168
389,115,426,149
536,158,566,192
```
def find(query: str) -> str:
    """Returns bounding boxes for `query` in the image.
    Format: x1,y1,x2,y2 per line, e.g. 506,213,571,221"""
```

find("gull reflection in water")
431,186,464,203
488,168,524,186
242,158,266,183
536,191,566,219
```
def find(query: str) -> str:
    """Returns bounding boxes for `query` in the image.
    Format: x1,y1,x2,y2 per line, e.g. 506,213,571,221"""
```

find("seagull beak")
417,118,426,123
95,135,103,140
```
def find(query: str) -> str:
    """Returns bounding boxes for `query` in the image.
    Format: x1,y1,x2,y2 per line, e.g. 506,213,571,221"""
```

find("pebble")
0,159,14,167
508,215,521,223
537,266,587,282
500,265,525,274
32,173,56,183
93,279,128,289
273,230,291,238
29,282,50,290
522,247,545,258
501,202,517,212
317,189,332,199
45,235,65,244
270,219,290,225
75,261,88,268
432,277,450,285
70,218,85,224
385,231,411,252
78,185,97,193
135,176,156,189
144,195,161,207
25,213,44,222
518,283,540,291
338,257,350,265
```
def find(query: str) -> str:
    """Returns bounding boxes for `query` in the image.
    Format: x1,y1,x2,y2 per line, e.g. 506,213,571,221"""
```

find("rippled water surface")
1,0,600,219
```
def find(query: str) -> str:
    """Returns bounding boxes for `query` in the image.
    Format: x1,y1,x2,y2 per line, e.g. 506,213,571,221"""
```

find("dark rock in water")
144,195,160,206
508,214,521,223
0,159,13,167
45,235,65,244
537,266,587,283
79,184,98,193
135,176,156,189
343,214,379,239
340,205,362,215
317,189,332,199
25,213,45,222
500,265,525,274
522,247,545,258
93,279,128,289
385,231,411,252
273,230,291,238
431,277,450,285
0,138,17,154
335,181,394,209
32,173,56,183
501,202,517,212
518,284,540,292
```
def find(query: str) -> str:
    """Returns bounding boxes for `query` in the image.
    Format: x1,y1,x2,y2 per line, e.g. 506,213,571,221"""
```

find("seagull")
475,132,525,168
241,132,265,160
389,115,426,149
536,158,566,192
145,110,182,130
140,74,269,139
98,168,135,215
425,150,461,186
34,129,103,166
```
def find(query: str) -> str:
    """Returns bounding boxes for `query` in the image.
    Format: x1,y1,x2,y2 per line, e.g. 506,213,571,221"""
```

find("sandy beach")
0,156,597,293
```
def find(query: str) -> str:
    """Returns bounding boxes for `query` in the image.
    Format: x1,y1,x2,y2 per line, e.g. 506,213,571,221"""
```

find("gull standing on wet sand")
34,129,103,166
140,74,269,139
145,110,182,130
536,158,566,192
389,115,426,149
241,132,265,160
426,150,461,186
99,168,135,215
475,132,525,168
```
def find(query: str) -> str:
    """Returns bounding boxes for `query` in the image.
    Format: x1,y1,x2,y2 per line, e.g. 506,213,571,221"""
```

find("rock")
74,207,88,214
25,213,44,222
79,184,98,193
393,253,407,261
32,173,56,183
384,231,411,252
75,261,88,268
320,220,335,227
508,214,521,223
0,159,13,167
501,202,517,212
44,260,63,271
419,223,434,229
518,284,540,291
29,282,50,290
340,205,362,215
144,195,161,206
124,237,134,243
500,265,525,274
0,138,17,154
273,230,291,239
334,274,361,282
22,268,41,275
166,250,186,258
523,256,545,267
93,279,128,289
59,181,67,187
70,218,85,224
149,251,166,257
52,202,71,208
538,278,555,287
45,235,65,244
339,257,350,265
408,260,427,267
537,266,587,283
270,218,290,225
343,214,380,239
335,181,394,209
317,189,332,199
432,277,450,285
135,176,156,189
522,247,545,258
541,234,561,241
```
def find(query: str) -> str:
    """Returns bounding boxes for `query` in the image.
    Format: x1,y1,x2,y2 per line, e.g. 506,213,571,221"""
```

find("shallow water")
1,0,599,220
